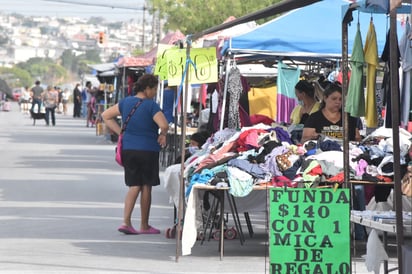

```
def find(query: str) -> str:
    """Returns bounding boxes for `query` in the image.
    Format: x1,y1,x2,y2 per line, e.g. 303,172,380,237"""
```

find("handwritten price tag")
154,46,217,86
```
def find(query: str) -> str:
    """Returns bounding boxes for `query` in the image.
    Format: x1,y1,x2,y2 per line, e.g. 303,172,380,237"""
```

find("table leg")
201,193,218,244
226,191,245,244
219,190,224,260
383,231,388,274
244,212,254,238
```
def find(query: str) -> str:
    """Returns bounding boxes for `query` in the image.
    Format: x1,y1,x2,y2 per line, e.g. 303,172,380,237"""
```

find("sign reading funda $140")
269,188,350,274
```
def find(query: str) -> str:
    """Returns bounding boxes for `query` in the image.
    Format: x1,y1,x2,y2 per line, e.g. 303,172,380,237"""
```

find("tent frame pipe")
388,9,404,273
176,39,192,262
342,20,350,190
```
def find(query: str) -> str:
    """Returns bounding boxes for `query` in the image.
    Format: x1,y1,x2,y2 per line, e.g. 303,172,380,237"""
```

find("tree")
61,49,77,72
0,67,32,88
15,58,67,85
147,0,281,34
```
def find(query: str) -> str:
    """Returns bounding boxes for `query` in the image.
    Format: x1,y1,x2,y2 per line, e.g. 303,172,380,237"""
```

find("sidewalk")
0,102,398,273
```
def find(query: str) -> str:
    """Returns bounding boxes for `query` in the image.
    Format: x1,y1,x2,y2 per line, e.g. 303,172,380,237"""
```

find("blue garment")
227,158,266,179
81,88,88,101
162,88,175,123
186,169,214,197
119,96,162,151
319,140,342,152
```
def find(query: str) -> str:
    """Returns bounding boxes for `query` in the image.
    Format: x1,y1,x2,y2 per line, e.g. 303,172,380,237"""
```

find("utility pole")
142,3,146,51
151,6,156,49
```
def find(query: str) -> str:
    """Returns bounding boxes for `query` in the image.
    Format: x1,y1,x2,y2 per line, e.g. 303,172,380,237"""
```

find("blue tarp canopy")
222,0,405,61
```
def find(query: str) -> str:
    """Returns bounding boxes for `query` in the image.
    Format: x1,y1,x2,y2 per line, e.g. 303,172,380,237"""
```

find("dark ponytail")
134,74,159,93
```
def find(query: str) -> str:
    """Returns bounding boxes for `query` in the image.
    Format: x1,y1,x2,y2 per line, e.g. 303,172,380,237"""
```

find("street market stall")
163,1,412,273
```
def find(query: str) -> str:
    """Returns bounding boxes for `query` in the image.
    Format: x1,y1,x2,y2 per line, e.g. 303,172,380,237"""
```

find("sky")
0,0,146,22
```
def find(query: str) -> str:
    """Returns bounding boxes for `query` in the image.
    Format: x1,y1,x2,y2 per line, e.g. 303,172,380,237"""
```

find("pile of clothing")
182,124,411,199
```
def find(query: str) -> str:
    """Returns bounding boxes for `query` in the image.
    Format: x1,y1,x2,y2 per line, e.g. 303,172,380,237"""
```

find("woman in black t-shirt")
301,82,361,143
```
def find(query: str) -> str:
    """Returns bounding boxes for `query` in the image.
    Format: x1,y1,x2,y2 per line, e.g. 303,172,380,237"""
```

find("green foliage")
60,49,102,77
147,0,282,34
15,57,67,85
132,48,145,56
0,67,32,88
61,49,76,71
83,50,101,63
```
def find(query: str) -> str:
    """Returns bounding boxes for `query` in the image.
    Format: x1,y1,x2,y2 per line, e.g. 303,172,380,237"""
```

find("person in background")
61,88,70,115
42,85,59,126
86,88,97,127
73,83,82,118
81,81,92,118
102,74,169,235
55,87,63,114
290,80,320,125
30,80,44,113
301,82,361,143
162,81,175,124
174,131,209,164
20,86,31,114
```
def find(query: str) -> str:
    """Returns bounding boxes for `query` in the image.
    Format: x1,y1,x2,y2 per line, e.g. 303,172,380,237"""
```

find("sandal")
138,226,161,234
118,225,139,235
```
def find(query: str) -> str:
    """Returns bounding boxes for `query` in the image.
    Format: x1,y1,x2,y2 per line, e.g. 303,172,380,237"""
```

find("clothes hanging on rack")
206,82,221,133
248,85,277,119
208,69,251,133
364,18,379,128
381,28,401,128
227,66,242,129
346,23,366,118
276,61,300,124
399,18,412,128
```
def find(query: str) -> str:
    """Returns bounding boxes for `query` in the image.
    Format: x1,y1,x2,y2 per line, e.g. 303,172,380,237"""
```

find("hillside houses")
0,12,156,66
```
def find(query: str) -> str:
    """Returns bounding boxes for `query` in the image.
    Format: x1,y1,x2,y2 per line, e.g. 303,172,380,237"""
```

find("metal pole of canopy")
389,9,404,273
341,17,350,189
341,14,353,272
176,38,192,262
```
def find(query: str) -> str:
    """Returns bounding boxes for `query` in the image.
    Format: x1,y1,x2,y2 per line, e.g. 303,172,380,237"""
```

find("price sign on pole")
269,188,350,274
154,47,217,86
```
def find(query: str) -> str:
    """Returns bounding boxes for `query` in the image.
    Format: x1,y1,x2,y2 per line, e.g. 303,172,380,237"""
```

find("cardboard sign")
269,188,350,274
154,47,217,86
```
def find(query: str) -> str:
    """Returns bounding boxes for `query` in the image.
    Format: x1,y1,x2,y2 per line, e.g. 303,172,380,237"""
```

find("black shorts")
122,150,160,187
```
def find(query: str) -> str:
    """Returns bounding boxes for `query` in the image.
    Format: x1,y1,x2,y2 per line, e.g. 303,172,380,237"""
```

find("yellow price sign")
153,44,175,80
154,47,217,86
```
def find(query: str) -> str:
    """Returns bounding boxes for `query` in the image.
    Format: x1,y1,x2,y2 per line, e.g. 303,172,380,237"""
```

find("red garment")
249,114,275,126
236,128,267,152
326,172,345,183
271,176,297,188
308,164,322,176
376,175,393,182
336,70,351,85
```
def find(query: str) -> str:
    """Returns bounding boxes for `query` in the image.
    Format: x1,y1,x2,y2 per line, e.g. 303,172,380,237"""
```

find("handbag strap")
121,99,143,133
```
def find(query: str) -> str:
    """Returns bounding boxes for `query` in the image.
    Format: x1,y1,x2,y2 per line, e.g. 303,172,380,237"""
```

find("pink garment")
194,141,237,173
236,129,266,152
356,159,368,176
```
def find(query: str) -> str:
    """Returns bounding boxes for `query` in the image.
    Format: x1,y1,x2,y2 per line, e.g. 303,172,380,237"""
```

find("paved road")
0,102,398,273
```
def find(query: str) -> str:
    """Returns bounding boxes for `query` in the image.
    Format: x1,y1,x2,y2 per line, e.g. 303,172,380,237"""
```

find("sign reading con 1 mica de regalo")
269,188,350,274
